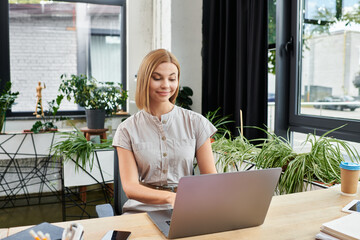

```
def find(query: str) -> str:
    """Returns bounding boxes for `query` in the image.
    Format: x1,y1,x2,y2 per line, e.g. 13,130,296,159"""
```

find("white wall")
126,0,154,115
127,0,203,114
171,0,203,113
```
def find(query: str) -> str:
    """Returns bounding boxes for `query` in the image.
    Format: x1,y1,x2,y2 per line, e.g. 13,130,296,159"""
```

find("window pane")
90,35,121,83
299,0,360,120
268,48,276,132
9,1,122,112
268,0,276,45
292,131,360,155
268,0,276,132
304,0,336,21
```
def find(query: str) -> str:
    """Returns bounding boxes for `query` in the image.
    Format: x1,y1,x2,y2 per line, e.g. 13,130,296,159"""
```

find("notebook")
4,222,64,240
147,168,282,239
320,213,360,240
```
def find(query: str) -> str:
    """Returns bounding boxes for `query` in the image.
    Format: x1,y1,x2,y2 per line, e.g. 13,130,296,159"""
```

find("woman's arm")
195,138,217,174
116,147,176,206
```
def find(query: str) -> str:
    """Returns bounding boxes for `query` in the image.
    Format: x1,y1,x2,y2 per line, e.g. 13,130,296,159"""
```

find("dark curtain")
0,0,10,91
202,0,268,140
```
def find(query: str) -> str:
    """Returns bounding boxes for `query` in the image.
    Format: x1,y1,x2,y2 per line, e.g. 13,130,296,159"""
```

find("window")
276,0,360,142
268,0,276,131
299,0,360,119
0,0,126,116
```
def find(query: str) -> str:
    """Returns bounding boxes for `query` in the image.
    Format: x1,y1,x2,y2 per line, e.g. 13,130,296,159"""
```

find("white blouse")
112,105,217,213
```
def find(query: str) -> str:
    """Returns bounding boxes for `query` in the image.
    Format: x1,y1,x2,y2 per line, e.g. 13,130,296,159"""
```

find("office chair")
96,148,128,217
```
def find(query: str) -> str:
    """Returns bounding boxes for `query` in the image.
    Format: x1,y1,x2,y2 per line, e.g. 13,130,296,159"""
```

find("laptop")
147,168,281,239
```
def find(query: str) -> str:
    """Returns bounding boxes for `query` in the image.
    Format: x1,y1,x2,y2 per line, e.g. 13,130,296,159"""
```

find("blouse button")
162,136,166,141
163,169,167,174
163,153,167,157
162,120,167,124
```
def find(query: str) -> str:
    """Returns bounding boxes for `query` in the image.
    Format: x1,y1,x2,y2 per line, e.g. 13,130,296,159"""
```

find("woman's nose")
161,79,170,88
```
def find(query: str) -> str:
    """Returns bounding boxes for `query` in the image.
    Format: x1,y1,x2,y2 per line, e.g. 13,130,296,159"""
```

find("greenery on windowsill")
0,81,19,133
59,74,128,115
30,95,65,133
212,125,360,195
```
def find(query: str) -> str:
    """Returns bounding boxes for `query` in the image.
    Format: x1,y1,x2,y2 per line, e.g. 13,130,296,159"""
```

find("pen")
29,230,41,240
37,231,47,240
45,233,51,240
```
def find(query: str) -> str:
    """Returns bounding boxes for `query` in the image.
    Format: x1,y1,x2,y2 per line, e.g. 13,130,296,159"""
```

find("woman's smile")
157,91,171,96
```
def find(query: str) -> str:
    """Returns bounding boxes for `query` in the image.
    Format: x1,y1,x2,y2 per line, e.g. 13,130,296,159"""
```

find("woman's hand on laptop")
166,192,176,207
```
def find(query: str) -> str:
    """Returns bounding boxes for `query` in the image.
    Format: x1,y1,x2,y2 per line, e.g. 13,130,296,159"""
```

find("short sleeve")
193,114,217,151
112,122,132,151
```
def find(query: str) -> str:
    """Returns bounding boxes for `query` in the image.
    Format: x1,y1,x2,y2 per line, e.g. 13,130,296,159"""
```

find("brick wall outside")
9,3,122,112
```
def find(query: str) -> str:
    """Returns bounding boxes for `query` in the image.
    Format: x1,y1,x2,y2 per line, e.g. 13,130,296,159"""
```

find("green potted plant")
274,127,360,194
51,127,114,197
205,108,234,141
212,133,260,172
0,81,19,133
58,74,128,129
176,86,193,110
28,95,64,133
51,127,113,170
213,125,360,195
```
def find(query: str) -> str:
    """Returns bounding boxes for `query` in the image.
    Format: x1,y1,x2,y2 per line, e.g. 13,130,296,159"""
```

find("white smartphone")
101,230,131,240
342,199,360,213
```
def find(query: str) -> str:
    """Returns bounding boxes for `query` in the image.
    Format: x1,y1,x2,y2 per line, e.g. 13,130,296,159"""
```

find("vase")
85,109,105,129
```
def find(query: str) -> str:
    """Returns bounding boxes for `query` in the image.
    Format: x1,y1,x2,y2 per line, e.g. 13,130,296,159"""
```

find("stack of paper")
316,213,360,240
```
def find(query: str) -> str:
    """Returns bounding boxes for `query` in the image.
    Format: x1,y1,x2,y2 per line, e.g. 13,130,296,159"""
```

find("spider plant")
51,128,112,171
279,126,360,194
205,108,234,140
252,128,297,171
251,125,360,194
212,125,360,195
212,131,260,172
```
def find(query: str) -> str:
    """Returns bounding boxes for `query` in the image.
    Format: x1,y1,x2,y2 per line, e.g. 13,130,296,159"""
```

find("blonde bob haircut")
135,49,180,112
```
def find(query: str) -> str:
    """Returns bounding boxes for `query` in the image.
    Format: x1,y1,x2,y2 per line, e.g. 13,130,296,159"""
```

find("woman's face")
149,62,179,105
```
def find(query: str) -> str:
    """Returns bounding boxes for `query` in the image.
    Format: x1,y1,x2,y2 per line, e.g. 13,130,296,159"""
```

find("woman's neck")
149,102,174,120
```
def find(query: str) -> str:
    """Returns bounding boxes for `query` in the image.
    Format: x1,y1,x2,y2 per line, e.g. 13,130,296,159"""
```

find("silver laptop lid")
168,168,281,239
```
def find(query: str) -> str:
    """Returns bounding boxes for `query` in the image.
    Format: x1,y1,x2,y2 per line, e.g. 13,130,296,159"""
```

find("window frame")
0,0,126,117
275,0,360,143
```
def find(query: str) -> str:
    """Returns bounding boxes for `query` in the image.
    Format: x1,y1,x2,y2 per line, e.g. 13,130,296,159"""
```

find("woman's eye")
152,77,161,80
169,78,176,81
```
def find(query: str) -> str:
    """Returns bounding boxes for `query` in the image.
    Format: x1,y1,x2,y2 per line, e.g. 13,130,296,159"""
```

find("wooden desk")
7,186,360,239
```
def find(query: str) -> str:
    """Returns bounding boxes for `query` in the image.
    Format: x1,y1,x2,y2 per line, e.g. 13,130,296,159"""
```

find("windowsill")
6,113,130,121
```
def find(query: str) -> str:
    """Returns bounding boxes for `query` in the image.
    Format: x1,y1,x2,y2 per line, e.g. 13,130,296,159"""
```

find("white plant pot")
63,149,114,187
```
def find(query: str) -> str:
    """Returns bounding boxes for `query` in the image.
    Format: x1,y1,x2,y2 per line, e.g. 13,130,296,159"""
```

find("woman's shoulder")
175,106,207,122
117,110,146,129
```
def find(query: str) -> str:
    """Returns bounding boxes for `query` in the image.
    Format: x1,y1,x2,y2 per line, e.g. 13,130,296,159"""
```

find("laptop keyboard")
166,220,171,226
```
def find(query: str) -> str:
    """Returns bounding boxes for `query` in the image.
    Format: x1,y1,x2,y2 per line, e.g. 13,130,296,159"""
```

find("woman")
112,49,217,214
